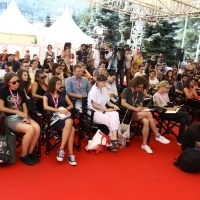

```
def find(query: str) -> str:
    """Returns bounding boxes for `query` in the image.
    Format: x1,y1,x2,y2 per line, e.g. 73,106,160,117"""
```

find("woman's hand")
106,108,114,112
21,118,30,124
113,105,119,110
59,109,70,115
17,111,28,118
134,107,143,112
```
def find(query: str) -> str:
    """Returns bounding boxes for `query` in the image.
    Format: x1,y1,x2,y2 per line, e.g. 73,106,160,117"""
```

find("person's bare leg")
67,127,75,155
60,119,73,149
15,123,35,156
140,118,150,144
111,129,118,140
28,120,40,153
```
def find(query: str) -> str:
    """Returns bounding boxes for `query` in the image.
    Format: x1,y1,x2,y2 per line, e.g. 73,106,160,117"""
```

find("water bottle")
126,136,130,147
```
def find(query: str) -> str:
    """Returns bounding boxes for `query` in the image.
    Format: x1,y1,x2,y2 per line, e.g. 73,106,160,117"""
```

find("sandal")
110,140,120,148
107,146,118,153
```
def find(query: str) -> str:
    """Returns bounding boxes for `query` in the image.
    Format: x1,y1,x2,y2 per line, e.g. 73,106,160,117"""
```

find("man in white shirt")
105,43,113,70
125,48,132,86
92,48,100,69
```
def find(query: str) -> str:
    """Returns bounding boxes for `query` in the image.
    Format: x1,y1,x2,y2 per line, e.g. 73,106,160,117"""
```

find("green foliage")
31,37,37,44
45,15,52,27
177,18,200,58
143,20,179,65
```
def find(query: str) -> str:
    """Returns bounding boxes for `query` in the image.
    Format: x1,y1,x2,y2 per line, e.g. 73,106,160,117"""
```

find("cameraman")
125,48,132,86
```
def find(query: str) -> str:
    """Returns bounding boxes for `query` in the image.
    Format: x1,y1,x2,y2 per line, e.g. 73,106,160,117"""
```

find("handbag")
0,119,16,165
118,109,132,147
85,129,112,154
26,98,36,112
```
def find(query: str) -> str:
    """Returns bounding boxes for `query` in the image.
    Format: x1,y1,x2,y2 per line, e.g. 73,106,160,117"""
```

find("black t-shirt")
181,124,200,151
0,86,27,116
76,50,88,64
44,91,67,108
147,59,157,69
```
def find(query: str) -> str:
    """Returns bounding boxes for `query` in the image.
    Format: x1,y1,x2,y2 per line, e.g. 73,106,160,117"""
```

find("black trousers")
163,111,191,143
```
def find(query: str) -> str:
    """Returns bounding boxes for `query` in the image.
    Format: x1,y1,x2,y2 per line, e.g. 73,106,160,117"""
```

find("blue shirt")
65,76,91,96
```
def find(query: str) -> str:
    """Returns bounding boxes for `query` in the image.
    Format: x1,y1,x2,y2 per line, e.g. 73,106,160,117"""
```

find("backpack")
173,148,200,173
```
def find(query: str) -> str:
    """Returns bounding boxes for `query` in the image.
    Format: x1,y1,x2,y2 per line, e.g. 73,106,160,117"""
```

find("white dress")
88,85,120,135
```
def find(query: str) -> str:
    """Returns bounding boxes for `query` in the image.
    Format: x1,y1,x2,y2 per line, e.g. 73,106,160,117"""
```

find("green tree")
177,18,200,58
45,15,52,27
118,14,132,45
143,20,179,65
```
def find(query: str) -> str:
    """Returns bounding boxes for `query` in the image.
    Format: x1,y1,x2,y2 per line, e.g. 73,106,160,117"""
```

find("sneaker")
20,154,35,166
54,134,60,139
67,154,77,166
29,153,40,163
141,144,153,154
155,135,170,144
57,149,65,162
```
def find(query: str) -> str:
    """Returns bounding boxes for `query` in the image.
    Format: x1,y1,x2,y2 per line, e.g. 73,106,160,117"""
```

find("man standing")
65,64,91,110
125,48,132,86
76,44,88,64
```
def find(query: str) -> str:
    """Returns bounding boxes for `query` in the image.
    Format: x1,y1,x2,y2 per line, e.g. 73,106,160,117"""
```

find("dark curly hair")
17,69,31,93
129,76,149,89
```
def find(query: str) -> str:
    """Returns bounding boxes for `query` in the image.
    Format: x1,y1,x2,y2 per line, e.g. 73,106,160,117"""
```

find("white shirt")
88,85,110,113
106,82,118,96
149,78,159,85
0,69,6,78
125,54,132,69
134,71,146,78
92,49,100,69
105,50,113,70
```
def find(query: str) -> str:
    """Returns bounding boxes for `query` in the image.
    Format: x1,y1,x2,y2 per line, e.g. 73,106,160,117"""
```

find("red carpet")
1,133,200,200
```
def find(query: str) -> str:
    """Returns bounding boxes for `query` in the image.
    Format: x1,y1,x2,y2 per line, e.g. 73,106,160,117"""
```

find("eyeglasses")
39,76,47,79
23,65,30,68
137,86,144,89
9,80,20,85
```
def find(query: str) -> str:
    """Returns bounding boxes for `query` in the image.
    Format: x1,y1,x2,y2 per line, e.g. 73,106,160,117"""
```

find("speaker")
176,48,185,61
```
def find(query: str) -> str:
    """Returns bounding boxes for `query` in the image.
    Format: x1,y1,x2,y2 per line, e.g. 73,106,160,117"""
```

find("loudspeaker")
176,48,185,61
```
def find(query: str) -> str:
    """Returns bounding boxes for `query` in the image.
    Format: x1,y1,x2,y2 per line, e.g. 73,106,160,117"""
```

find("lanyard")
50,93,59,109
74,76,82,94
131,88,138,106
9,88,19,110
159,92,169,103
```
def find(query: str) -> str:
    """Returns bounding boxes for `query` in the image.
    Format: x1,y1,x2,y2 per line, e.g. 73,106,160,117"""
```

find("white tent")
0,0,36,35
43,9,93,48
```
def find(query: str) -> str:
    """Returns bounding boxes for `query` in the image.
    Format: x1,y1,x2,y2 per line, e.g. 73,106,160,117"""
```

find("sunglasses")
9,80,20,85
61,65,65,66
39,76,47,79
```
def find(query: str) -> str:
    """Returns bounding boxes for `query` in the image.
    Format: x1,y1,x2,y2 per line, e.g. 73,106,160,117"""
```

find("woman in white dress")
88,74,120,152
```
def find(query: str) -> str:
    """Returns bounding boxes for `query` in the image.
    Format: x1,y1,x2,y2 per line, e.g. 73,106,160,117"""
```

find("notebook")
165,108,180,114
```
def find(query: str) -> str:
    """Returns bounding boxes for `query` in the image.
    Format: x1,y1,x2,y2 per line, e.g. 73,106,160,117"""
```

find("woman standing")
43,77,77,165
88,74,120,152
153,80,191,144
132,52,143,66
0,73,40,166
61,42,72,72
31,70,47,112
45,44,55,60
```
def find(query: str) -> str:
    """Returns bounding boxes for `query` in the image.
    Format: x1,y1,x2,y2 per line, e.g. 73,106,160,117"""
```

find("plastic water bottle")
126,136,130,147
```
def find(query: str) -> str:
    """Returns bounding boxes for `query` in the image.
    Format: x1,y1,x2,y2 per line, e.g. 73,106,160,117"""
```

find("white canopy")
43,9,93,48
0,0,36,35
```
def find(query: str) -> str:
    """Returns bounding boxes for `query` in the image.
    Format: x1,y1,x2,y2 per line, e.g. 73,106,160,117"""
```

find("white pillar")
195,31,200,61
181,16,188,48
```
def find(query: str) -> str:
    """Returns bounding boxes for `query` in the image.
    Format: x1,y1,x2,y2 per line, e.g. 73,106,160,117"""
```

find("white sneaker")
57,149,65,162
155,135,170,144
141,144,153,154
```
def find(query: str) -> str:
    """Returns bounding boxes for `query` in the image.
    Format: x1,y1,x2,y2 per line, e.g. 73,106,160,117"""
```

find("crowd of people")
0,42,200,166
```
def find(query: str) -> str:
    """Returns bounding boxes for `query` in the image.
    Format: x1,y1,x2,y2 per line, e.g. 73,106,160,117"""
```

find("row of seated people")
0,66,195,166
